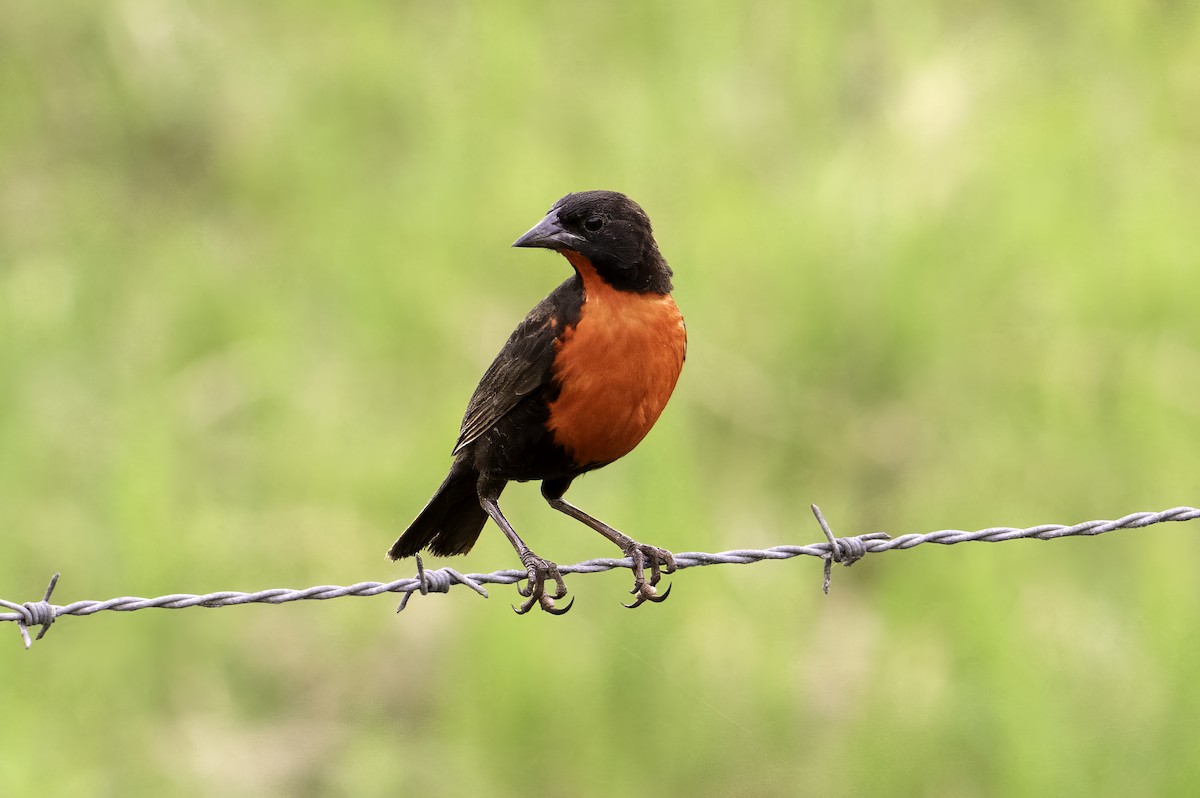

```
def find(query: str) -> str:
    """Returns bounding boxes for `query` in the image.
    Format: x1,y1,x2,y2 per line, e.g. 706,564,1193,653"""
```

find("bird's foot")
514,551,573,616
622,543,676,609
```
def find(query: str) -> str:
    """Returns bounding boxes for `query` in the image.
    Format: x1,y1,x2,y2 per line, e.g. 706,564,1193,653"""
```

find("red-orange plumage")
548,251,686,467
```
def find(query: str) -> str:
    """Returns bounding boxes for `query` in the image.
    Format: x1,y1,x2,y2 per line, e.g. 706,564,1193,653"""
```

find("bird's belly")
546,293,686,467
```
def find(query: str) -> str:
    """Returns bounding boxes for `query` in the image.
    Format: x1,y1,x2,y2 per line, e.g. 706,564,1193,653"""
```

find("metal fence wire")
3,505,1197,650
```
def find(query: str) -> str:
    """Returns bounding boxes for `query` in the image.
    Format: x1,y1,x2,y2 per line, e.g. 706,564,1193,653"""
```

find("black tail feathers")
388,467,488,559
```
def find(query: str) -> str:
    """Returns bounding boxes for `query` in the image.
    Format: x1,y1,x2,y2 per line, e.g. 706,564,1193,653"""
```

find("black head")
512,190,673,293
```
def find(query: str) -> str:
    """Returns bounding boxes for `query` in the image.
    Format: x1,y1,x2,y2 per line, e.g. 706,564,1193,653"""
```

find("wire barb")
3,506,1198,649
811,504,890,595
396,554,489,613
0,573,61,649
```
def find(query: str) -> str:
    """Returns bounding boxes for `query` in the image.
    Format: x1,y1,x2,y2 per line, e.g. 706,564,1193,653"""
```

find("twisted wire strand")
3,505,1197,649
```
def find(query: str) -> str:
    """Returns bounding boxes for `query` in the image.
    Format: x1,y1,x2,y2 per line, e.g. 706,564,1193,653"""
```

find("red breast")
547,251,687,467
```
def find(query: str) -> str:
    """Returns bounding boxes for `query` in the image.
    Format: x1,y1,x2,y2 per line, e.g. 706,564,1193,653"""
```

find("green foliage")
2,1,1198,795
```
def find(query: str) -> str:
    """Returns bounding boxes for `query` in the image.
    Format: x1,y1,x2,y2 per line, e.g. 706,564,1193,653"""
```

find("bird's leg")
479,495,572,616
542,491,675,609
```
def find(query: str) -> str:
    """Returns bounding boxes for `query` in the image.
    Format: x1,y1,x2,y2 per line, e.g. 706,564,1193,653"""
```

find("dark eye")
583,215,605,233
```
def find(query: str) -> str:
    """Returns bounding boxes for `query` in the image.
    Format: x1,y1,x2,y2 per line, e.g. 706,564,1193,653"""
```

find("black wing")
452,279,581,455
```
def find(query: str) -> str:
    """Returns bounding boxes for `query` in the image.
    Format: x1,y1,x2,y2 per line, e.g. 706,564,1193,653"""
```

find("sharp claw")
542,596,575,616
512,553,573,616
514,573,544,614
620,543,676,605
623,581,671,609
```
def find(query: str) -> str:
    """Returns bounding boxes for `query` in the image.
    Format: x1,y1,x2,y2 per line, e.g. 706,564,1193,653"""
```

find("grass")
2,2,1199,796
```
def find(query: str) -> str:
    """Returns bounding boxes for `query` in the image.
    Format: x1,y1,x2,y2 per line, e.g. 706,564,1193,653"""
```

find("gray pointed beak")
512,208,585,250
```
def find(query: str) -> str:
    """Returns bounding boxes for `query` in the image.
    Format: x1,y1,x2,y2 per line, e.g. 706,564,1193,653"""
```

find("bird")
387,190,687,614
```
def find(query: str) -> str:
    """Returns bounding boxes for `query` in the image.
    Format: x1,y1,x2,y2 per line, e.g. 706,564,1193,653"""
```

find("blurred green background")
2,1,1198,795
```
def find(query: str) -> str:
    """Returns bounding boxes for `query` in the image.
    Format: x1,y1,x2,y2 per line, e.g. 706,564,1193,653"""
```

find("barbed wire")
3,505,1197,650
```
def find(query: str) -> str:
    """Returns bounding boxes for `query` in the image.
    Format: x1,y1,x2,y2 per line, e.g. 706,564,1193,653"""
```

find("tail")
388,466,489,559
